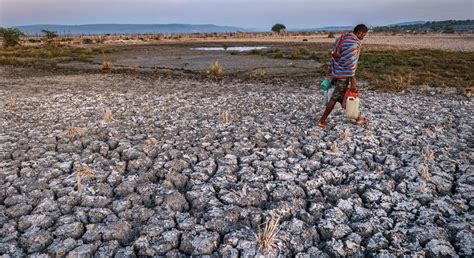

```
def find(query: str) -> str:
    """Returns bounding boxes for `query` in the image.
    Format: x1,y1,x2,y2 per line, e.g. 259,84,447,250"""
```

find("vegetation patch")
0,44,115,66
248,46,473,90
358,49,474,90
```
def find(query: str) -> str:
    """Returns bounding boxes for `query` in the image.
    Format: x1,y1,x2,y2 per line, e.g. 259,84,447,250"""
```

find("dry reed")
257,214,280,253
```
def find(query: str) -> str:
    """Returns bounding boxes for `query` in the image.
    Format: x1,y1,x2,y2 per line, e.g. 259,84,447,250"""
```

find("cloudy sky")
0,0,472,29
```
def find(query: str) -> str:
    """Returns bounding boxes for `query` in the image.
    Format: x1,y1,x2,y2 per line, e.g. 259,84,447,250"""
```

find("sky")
0,0,472,29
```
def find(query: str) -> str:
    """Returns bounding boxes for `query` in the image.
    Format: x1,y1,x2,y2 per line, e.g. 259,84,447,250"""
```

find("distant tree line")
373,20,474,33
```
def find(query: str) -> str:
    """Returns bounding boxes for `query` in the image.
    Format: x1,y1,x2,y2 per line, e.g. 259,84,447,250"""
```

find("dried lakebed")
0,70,473,257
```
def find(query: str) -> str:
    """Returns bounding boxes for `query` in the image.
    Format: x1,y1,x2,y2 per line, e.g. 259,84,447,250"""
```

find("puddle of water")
192,46,268,52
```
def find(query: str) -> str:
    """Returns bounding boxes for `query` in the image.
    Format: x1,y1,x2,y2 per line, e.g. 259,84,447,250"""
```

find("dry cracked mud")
0,67,473,257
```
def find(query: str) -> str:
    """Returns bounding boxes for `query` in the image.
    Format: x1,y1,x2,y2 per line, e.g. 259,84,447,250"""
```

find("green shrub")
0,28,24,47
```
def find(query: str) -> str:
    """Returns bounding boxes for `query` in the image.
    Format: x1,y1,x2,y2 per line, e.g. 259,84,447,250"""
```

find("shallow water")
192,46,268,52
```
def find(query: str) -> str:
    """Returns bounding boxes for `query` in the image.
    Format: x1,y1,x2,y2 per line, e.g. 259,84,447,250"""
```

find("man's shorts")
331,78,350,104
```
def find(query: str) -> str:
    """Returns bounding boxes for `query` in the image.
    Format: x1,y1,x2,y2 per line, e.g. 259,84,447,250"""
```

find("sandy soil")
0,67,472,256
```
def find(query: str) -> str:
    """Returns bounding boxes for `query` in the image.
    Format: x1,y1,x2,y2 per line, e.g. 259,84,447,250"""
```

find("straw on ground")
422,148,435,163
257,214,280,253
208,61,224,77
65,127,87,139
222,110,230,124
76,167,95,193
9,97,16,109
103,109,114,123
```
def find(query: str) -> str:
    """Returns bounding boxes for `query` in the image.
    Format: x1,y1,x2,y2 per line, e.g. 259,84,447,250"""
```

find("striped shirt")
329,32,362,78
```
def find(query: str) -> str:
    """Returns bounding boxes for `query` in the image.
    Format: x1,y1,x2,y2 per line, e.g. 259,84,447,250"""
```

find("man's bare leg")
318,99,337,128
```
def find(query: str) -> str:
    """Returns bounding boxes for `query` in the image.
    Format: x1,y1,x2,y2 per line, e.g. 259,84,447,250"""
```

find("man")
318,24,368,128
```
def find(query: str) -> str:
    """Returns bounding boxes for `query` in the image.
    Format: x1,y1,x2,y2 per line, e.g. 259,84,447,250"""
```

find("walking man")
318,24,369,128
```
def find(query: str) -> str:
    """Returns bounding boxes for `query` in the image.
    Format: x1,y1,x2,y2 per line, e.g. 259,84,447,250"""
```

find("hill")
293,26,353,32
373,20,474,32
14,24,251,36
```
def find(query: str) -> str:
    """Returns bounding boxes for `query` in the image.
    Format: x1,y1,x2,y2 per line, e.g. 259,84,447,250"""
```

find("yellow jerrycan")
345,96,360,119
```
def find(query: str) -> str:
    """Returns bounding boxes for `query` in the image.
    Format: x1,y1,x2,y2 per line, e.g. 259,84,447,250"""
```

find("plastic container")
322,86,334,106
346,96,360,119
320,78,332,90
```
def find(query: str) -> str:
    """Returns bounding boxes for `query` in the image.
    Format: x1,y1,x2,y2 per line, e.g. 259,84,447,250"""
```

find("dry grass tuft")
424,129,436,138
341,129,350,142
65,127,87,138
76,167,95,192
103,109,114,123
419,166,431,182
144,137,159,147
418,183,427,193
257,214,280,253
222,110,230,124
101,60,113,71
208,61,224,77
331,142,339,154
422,148,435,163
366,129,375,140
9,97,17,109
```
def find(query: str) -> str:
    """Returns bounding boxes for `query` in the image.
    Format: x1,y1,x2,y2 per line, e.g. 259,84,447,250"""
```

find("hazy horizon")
1,0,473,29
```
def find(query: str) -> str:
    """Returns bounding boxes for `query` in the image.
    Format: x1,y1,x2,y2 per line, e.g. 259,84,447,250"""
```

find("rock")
54,222,85,239
204,206,241,234
81,195,112,208
296,247,330,257
47,238,78,257
180,229,220,255
123,206,155,222
114,179,137,196
82,224,102,243
114,246,136,257
19,228,53,253
88,208,114,223
134,229,181,255
344,233,362,255
425,239,457,257
222,228,258,256
18,214,55,232
95,240,120,257
366,233,389,252
163,192,189,212
0,241,24,256
166,173,188,190
6,203,33,218
102,220,133,244
324,239,346,257
278,218,318,253
219,245,240,258
455,230,472,256
66,242,100,257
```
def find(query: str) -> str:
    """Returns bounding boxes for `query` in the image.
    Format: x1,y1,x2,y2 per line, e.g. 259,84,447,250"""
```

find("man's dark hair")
353,24,368,33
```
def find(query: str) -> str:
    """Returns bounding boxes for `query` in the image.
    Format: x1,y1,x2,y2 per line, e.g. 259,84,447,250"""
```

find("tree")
0,27,24,47
42,29,58,40
271,23,286,33
443,25,454,33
